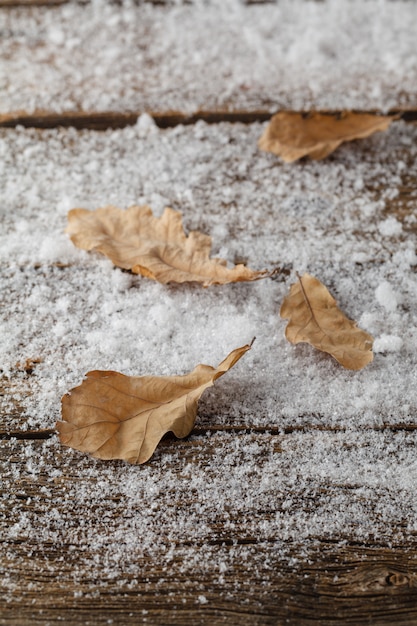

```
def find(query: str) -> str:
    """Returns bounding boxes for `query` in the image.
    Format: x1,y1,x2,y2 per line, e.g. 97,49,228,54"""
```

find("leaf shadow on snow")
197,380,266,426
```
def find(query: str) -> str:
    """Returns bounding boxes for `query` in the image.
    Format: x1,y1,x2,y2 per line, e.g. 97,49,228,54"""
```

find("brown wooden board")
2,133,417,621
2,3,417,117
3,436,417,625
2,1,417,617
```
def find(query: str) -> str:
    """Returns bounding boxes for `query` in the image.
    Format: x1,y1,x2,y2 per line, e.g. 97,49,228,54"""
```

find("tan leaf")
280,273,373,370
66,205,266,286
258,111,396,162
57,343,251,464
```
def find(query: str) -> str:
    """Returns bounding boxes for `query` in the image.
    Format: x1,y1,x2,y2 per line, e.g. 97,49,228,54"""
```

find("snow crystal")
197,595,208,604
375,281,399,312
392,247,417,269
135,113,158,138
378,216,403,237
373,334,403,353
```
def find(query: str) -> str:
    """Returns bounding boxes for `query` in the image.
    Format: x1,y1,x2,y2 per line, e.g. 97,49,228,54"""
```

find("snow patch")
378,217,403,237
375,282,399,312
373,334,403,353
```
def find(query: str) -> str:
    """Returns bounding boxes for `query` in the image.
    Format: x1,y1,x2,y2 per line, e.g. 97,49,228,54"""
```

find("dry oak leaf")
280,273,373,370
258,111,395,162
57,343,251,464
66,205,266,286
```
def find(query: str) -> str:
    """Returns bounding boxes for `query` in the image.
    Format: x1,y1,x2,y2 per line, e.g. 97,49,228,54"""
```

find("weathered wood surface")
2,432,417,626
3,431,417,625
2,1,417,117
2,0,417,623
2,116,417,625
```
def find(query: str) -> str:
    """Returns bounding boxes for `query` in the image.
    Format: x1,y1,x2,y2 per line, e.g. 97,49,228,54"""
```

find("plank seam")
1,109,417,131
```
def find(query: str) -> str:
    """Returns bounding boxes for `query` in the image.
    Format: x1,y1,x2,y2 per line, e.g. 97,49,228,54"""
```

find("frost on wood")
3,120,416,428
57,343,251,464
66,205,266,286
280,274,373,370
3,2,417,114
258,112,395,162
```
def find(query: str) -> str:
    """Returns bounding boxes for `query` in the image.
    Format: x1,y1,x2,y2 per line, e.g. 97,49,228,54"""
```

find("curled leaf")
258,111,396,162
280,273,373,370
57,343,251,464
66,205,266,286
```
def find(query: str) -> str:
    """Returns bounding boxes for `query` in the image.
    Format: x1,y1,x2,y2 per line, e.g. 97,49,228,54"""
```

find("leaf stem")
296,272,319,328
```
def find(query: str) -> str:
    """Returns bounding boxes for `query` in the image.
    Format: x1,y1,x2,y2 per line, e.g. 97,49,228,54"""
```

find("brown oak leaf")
280,273,373,370
258,111,396,162
57,343,251,464
66,205,266,286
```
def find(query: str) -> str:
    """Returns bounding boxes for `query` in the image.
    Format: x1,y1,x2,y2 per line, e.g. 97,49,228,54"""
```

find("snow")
198,595,208,604
1,1,417,115
375,281,399,312
1,120,416,433
3,428,417,598
379,216,403,237
373,334,403,353
1,120,417,590
1,2,417,596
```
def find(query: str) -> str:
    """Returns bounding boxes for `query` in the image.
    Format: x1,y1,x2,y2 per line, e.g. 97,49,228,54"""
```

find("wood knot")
385,572,409,587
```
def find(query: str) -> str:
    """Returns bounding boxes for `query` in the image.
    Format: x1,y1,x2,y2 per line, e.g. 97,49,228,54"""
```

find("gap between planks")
0,0,278,5
2,423,417,440
1,108,417,131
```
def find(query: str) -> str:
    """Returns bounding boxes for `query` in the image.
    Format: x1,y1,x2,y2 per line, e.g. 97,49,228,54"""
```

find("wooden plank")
1,112,417,625
2,437,417,625
1,120,417,433
2,549,417,625
2,3,417,117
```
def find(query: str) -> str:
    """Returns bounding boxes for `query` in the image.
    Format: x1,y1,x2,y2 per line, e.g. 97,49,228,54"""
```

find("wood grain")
1,33,417,621
2,551,417,625
2,436,417,625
